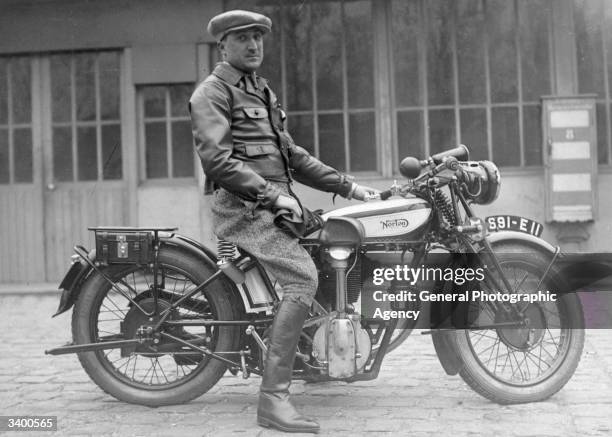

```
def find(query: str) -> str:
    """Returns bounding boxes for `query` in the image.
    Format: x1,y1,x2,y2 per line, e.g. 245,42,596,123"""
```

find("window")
139,84,195,180
391,0,552,168
574,0,612,165
225,0,377,173
49,51,122,182
0,57,34,184
223,0,551,171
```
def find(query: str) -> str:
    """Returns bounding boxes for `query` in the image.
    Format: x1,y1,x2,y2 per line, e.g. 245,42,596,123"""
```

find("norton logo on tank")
380,218,409,230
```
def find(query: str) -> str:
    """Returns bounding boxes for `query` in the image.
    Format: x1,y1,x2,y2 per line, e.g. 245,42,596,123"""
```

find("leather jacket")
189,62,353,208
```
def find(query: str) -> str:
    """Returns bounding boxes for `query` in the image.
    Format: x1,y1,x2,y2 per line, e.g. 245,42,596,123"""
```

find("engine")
311,313,372,378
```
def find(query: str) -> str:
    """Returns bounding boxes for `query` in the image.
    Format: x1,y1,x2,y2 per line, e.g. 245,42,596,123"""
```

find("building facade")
1,0,611,283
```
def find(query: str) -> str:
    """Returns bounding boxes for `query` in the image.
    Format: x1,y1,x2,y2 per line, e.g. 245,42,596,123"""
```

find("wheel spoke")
87,261,225,390
465,257,574,387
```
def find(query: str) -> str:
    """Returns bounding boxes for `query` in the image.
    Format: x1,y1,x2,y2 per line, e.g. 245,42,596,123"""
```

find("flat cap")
207,10,272,41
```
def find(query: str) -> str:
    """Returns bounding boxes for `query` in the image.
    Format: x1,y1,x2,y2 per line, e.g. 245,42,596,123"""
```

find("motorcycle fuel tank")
322,197,432,242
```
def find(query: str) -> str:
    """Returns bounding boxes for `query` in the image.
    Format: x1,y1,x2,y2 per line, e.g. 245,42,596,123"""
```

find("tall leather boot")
257,299,320,433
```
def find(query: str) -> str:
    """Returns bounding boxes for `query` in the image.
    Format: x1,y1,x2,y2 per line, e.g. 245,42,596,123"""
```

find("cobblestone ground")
1,294,611,437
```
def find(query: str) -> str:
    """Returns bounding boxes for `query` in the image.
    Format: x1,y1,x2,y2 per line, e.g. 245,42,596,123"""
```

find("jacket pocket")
243,107,268,119
235,142,278,157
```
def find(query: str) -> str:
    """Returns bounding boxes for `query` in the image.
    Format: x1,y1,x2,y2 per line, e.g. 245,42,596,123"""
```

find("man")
189,10,377,434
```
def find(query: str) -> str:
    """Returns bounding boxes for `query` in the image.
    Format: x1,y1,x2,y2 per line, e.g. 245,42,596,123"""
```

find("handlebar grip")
379,190,392,200
431,144,470,164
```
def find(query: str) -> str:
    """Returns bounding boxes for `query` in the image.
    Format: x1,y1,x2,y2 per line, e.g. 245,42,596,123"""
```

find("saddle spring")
216,239,244,284
217,239,239,260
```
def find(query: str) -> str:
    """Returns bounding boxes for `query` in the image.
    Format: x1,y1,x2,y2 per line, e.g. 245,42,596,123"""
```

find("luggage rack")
88,226,178,267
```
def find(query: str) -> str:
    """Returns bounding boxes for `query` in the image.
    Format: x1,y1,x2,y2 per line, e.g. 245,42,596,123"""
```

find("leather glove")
350,183,380,201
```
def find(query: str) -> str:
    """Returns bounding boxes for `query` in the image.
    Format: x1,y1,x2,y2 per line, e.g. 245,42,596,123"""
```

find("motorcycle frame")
48,232,403,382
47,168,562,381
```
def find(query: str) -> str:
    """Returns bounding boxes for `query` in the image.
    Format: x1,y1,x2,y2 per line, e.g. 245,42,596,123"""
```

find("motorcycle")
46,145,584,407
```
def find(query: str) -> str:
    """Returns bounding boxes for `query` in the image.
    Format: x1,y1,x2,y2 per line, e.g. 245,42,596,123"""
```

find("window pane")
288,114,314,155
102,124,122,180
284,5,312,111
607,1,612,103
77,126,98,181
392,0,421,107
457,0,486,104
488,0,518,102
349,112,376,171
145,122,167,178
314,2,343,110
575,0,605,97
75,55,96,121
523,105,542,166
492,107,520,166
397,110,424,162
460,108,488,160
99,52,120,120
0,128,8,183
50,55,72,123
257,5,282,95
13,128,32,183
170,84,193,118
520,0,551,101
429,109,455,155
53,127,73,181
597,102,608,164
0,59,7,124
11,58,32,124
318,114,345,171
171,120,194,177
427,0,454,105
345,1,374,109
144,86,166,118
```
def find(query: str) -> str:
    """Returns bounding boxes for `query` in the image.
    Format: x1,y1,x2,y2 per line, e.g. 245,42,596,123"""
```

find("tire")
451,243,584,404
72,246,240,406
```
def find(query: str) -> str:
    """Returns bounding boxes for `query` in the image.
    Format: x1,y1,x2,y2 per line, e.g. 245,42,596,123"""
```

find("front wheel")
452,243,584,404
72,246,240,406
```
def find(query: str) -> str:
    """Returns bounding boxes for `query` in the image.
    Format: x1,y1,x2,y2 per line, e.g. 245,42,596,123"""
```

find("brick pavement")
1,294,611,437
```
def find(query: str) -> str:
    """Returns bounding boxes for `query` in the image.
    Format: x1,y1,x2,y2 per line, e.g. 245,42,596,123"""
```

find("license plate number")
485,215,543,237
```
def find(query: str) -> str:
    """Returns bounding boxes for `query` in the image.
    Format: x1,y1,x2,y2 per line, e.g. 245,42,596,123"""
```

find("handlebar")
364,145,472,201
400,144,469,179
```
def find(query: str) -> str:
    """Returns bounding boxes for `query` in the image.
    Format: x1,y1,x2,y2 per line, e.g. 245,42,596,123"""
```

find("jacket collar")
212,62,268,90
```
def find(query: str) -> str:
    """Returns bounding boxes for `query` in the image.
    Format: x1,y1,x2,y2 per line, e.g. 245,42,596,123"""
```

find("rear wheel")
72,246,240,406
452,244,584,404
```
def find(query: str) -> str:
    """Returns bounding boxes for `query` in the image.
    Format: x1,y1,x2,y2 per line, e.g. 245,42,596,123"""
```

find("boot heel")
257,417,271,428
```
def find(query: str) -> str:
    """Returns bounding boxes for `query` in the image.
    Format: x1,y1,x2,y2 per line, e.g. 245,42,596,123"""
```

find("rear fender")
53,251,96,317
53,233,244,317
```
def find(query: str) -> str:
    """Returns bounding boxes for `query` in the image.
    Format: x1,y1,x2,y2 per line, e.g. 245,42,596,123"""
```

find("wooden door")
41,51,128,282
0,56,46,283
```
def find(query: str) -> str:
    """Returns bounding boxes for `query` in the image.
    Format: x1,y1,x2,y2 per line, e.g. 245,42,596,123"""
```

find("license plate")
485,215,543,237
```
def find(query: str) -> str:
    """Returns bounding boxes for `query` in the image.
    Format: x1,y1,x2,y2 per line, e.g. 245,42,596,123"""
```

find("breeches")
210,184,318,308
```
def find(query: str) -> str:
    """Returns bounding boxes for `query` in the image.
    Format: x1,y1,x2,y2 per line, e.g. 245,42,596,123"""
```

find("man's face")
219,29,264,73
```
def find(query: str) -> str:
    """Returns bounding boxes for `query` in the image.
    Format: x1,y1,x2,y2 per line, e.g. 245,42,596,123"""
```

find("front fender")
432,230,558,375
485,230,556,255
